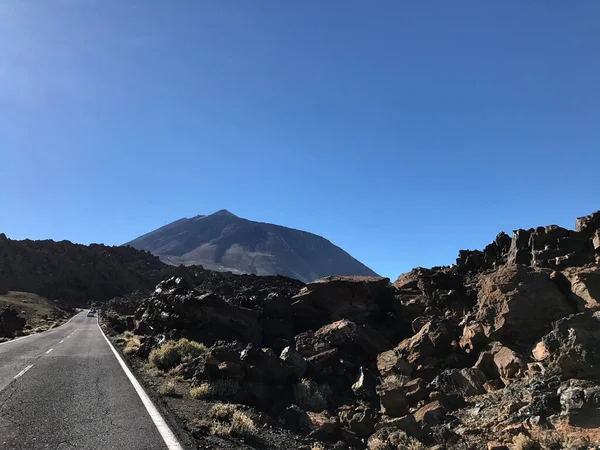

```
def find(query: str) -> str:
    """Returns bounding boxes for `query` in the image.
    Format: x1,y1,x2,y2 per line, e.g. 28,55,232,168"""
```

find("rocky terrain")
0,291,71,341
0,233,200,306
103,210,600,449
125,209,378,282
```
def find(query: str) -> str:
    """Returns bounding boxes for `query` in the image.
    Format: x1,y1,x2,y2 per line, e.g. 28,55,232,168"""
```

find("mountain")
124,210,378,282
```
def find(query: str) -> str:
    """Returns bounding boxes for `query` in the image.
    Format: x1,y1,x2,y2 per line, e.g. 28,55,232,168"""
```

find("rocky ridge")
108,210,600,449
0,234,200,306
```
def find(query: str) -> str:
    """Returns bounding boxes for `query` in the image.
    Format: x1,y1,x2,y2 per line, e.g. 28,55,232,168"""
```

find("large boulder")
395,318,457,365
240,346,287,383
558,379,600,427
291,276,393,330
376,376,410,417
575,210,600,237
492,344,526,385
377,350,413,378
0,307,26,337
562,265,600,310
469,265,573,347
413,400,447,426
533,312,600,379
137,278,262,345
338,404,377,438
432,368,488,396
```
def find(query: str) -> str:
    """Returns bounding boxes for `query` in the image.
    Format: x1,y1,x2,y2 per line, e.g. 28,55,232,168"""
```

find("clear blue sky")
1,1,599,279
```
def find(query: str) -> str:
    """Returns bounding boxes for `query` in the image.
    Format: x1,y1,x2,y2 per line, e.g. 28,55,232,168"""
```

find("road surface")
0,311,179,449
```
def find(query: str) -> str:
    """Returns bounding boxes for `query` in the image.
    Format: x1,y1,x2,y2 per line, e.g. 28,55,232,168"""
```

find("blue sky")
1,1,599,279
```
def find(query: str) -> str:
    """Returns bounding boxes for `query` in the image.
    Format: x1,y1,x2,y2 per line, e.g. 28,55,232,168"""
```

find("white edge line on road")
97,320,184,450
14,364,33,379
0,311,82,347
45,348,53,354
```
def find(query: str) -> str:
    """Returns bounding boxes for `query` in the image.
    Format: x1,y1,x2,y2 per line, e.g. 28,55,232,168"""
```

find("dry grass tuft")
209,402,238,421
158,380,176,396
513,433,540,450
206,404,256,439
114,331,141,355
229,411,256,438
149,338,207,371
189,379,240,400
210,421,231,436
189,384,210,399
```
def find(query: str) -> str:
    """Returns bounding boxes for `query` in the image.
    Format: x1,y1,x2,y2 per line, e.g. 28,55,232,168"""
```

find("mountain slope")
125,210,378,282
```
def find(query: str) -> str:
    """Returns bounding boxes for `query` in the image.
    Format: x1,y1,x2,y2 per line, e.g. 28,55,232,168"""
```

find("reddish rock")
338,404,377,438
460,323,489,353
492,345,525,384
376,376,410,417
307,348,340,373
402,378,430,406
311,319,393,358
474,351,500,379
473,265,572,346
395,319,456,364
374,414,424,440
483,379,505,392
377,350,413,378
563,266,600,310
575,210,600,236
487,442,509,450
413,400,447,426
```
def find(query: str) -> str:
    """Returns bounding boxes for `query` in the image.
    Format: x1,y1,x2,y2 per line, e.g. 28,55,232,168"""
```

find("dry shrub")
149,338,207,371
207,405,256,439
210,421,231,436
209,403,238,421
123,336,141,355
293,378,331,412
368,430,424,450
158,380,176,396
513,433,540,450
190,380,240,400
230,411,256,438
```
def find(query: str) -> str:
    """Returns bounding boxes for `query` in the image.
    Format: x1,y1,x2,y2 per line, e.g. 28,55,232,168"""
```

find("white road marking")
59,340,64,344
97,321,184,450
14,365,33,379
45,348,53,354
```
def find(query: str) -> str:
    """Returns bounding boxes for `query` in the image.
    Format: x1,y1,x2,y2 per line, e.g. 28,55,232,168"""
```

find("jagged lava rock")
468,265,573,347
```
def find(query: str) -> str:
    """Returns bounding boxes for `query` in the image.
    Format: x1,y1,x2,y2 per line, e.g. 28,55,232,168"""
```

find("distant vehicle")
87,311,95,317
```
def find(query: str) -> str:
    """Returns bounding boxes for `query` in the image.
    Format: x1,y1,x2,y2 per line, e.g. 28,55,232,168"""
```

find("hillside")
0,233,197,306
125,209,378,282
0,291,70,339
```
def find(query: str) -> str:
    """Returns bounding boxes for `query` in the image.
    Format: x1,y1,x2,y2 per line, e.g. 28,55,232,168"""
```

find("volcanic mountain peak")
125,211,378,282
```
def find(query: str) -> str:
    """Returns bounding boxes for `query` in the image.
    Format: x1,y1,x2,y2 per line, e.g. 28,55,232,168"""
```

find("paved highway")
0,311,182,450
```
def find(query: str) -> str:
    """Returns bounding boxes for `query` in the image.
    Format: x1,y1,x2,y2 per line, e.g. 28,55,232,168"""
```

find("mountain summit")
125,211,378,282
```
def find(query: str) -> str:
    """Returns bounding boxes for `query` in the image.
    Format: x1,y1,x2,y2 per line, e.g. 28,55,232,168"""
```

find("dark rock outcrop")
0,307,26,337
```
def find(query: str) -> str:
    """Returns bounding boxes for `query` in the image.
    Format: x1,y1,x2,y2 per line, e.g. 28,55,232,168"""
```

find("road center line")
45,348,53,354
97,321,184,450
14,365,33,379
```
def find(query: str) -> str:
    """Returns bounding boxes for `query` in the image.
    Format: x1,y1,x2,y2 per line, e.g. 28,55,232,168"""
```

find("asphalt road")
0,312,175,450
